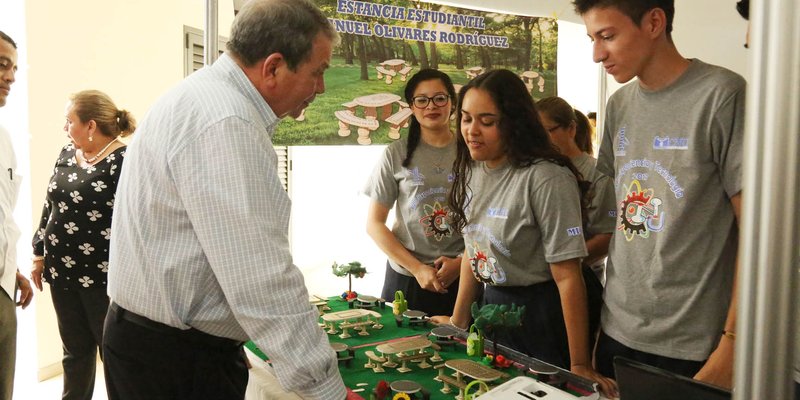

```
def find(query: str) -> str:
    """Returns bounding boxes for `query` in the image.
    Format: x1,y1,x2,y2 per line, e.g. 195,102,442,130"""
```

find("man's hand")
15,271,32,309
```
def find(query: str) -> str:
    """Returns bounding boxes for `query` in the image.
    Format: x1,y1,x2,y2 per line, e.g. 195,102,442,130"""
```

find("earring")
89,134,93,142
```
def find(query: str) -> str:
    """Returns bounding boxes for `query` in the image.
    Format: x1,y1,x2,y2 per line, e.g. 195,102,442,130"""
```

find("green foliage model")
331,261,367,293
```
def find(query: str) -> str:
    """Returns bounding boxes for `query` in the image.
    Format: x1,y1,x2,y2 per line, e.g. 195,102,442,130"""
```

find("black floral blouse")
32,144,125,290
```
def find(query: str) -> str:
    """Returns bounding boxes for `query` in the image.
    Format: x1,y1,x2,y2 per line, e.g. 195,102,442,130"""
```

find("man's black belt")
109,302,243,348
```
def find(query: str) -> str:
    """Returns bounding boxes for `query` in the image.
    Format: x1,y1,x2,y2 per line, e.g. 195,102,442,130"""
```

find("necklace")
81,137,118,164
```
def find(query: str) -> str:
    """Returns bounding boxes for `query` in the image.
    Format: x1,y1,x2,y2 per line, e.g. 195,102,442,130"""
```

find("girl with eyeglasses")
363,69,464,315
430,70,617,397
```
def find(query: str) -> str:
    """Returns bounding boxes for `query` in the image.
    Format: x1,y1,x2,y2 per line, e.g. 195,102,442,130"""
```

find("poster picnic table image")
274,0,558,146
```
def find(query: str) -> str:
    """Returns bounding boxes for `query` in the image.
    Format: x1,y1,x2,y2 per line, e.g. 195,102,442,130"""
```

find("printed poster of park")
274,0,558,145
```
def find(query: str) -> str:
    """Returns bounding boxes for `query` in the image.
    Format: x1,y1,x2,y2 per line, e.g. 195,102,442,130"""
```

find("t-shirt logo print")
418,202,453,241
407,167,425,187
619,179,665,241
468,245,506,284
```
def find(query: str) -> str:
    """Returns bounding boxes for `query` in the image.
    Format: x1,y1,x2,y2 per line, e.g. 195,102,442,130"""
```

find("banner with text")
274,0,558,145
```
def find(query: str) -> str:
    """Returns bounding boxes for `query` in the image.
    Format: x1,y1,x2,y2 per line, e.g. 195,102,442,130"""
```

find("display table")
245,297,604,399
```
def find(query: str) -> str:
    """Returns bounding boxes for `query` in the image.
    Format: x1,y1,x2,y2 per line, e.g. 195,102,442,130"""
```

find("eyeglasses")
412,94,450,109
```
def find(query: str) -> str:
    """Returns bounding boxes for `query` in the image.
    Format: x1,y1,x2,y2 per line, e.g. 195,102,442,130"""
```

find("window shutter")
183,26,227,76
274,146,290,193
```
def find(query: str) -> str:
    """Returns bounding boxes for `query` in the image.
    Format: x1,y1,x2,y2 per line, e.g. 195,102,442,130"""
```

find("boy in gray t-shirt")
574,0,744,389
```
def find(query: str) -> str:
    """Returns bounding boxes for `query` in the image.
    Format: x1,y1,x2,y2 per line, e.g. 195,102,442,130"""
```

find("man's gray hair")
228,0,338,70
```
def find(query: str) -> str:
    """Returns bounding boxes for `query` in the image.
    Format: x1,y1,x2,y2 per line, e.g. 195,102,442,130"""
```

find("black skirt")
482,266,602,369
380,261,459,316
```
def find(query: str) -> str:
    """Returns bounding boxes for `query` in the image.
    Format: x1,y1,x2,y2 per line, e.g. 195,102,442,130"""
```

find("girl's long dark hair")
401,69,457,168
448,69,591,231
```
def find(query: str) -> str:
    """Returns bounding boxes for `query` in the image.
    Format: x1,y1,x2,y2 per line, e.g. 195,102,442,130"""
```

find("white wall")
289,145,389,297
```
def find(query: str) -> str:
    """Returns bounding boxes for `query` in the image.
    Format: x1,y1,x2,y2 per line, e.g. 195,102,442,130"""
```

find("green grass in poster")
273,60,557,146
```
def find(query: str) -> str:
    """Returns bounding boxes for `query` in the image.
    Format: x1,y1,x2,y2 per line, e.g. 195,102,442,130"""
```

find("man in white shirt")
103,1,346,399
0,30,33,400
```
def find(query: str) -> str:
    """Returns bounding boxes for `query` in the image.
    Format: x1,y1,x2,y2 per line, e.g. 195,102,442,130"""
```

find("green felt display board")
245,297,525,399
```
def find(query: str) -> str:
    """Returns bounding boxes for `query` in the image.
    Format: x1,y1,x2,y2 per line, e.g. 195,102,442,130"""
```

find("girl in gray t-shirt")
364,69,464,316
537,96,617,284
433,69,615,396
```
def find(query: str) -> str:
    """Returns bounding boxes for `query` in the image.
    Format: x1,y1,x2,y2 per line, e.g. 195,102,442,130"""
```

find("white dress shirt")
108,53,345,400
0,124,21,300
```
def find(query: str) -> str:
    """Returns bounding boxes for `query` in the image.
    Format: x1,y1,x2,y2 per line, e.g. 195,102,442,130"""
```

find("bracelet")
32,255,44,262
449,317,467,331
722,330,736,340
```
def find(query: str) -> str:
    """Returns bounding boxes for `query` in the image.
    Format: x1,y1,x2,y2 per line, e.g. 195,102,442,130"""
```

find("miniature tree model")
331,261,367,300
471,302,525,366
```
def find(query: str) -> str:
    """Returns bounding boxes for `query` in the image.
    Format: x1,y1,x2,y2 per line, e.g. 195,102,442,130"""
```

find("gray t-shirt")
463,160,587,286
573,153,616,237
597,59,745,361
363,138,464,276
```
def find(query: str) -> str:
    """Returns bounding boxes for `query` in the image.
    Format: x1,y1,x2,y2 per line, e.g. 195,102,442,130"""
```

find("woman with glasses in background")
537,96,615,285
363,69,464,315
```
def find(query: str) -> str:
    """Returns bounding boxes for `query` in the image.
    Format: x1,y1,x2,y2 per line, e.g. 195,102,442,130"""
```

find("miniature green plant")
331,261,367,294
471,302,525,365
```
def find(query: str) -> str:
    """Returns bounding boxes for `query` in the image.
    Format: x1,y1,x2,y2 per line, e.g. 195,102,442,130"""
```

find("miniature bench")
399,66,413,81
331,342,354,368
395,352,432,372
375,66,397,84
334,110,380,145
338,320,375,338
364,350,386,373
384,108,413,140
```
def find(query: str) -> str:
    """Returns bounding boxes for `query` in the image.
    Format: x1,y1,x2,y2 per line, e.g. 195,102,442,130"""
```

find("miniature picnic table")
466,66,485,79
335,93,412,144
381,59,407,72
376,336,434,373
438,359,508,398
377,59,413,83
520,70,545,93
356,93,402,120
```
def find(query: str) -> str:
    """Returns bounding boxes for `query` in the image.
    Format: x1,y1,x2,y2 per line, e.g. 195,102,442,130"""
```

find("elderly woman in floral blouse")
31,90,134,400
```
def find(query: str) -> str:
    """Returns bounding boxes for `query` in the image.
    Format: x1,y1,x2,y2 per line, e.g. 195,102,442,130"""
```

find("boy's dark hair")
0,31,17,49
587,111,597,120
572,0,675,36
